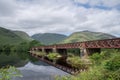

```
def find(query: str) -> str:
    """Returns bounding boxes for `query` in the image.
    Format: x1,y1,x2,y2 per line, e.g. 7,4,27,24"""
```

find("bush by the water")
0,66,22,80
67,56,86,69
33,51,46,57
47,53,61,63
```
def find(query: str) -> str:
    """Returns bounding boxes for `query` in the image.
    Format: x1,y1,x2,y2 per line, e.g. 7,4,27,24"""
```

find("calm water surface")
13,61,69,80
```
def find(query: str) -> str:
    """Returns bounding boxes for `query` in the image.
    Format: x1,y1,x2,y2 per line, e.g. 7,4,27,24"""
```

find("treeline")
0,40,42,53
0,40,42,67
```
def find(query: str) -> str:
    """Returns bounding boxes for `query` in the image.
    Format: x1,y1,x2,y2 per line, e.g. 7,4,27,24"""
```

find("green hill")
31,33,67,45
14,31,33,41
0,27,32,45
61,31,116,43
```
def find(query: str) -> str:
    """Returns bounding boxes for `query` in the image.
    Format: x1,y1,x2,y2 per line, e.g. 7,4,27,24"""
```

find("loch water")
13,61,69,80
0,52,69,80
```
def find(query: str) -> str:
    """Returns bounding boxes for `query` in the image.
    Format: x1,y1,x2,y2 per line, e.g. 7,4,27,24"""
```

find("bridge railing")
85,38,120,48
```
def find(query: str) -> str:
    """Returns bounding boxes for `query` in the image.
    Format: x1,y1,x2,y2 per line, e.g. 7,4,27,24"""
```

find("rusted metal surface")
56,42,81,49
31,38,120,50
85,38,120,48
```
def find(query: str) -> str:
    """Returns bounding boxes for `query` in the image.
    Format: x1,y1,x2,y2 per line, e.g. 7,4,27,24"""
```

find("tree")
29,40,42,48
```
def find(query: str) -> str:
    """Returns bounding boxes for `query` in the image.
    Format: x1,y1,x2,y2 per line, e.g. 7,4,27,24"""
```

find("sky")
0,0,120,36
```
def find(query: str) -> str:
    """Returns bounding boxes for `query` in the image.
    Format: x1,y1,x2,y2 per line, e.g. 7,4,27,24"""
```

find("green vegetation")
61,30,115,43
67,56,90,69
56,49,120,80
0,27,43,67
0,66,22,80
0,27,33,45
104,53,120,71
32,33,67,45
0,27,119,80
67,48,80,56
0,27,33,46
0,40,42,67
33,51,46,57
0,53,26,67
0,27,24,45
47,53,62,63
32,51,62,64
14,31,33,41
0,27,45,79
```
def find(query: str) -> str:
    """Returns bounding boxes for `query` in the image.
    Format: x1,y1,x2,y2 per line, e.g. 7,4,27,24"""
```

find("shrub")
67,53,74,57
0,66,22,80
104,55,120,71
67,56,90,69
100,51,111,59
35,51,46,57
47,53,61,63
90,53,102,65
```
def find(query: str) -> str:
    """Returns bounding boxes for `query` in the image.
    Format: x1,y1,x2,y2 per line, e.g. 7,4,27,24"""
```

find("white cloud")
0,0,120,36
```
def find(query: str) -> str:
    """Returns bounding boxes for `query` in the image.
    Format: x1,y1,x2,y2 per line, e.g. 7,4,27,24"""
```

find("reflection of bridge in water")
30,38,120,74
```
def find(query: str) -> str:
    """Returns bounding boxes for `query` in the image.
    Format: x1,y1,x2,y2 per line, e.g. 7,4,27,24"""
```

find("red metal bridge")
31,38,120,57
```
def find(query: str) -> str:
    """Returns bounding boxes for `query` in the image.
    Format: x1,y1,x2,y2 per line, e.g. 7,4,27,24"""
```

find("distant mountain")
4,26,116,45
14,31,33,41
61,30,116,43
31,33,67,45
0,27,32,45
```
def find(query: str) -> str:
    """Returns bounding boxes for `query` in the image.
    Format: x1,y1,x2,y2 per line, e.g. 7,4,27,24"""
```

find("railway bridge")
31,38,120,58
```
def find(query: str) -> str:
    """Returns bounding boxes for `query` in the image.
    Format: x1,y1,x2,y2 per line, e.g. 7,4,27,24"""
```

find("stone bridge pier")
80,48,101,58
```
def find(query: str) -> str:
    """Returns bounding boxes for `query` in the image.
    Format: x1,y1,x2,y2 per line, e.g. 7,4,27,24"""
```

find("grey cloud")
0,0,18,16
0,0,120,36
